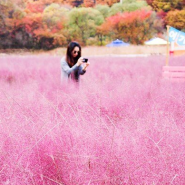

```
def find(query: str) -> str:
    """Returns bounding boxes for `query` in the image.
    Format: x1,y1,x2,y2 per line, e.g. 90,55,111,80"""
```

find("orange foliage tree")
146,0,185,30
96,21,113,45
146,0,185,12
165,10,185,30
0,1,26,48
105,9,162,44
0,3,13,35
96,0,120,6
13,1,68,49
25,2,46,13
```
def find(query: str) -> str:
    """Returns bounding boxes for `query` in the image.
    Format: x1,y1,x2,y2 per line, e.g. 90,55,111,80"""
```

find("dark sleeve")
79,65,86,75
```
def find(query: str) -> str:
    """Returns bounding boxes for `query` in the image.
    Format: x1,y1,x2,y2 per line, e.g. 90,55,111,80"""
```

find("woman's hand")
76,57,83,66
83,61,90,71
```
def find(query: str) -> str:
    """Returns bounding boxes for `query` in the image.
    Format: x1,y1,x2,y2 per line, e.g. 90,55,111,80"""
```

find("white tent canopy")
145,37,167,45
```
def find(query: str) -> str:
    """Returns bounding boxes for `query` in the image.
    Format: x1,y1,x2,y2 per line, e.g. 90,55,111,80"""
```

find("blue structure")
106,39,130,47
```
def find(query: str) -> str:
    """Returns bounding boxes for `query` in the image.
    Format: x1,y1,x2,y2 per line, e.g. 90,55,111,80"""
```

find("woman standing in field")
60,41,90,83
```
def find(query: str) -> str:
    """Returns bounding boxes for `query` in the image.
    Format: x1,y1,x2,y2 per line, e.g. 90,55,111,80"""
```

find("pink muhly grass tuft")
0,55,185,184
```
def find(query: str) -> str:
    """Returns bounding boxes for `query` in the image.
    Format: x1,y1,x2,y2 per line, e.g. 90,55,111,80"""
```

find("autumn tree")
95,0,119,6
25,1,46,13
6,0,46,48
9,0,27,8
146,0,185,12
106,9,163,44
11,1,68,49
145,0,153,7
41,3,68,47
0,1,12,35
165,10,185,31
96,21,113,45
0,0,26,48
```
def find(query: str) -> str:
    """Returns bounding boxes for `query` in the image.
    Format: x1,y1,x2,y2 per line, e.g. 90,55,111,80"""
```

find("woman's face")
72,46,80,58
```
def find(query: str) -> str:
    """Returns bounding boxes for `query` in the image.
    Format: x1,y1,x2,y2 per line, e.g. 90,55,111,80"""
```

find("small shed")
144,38,167,45
106,39,130,47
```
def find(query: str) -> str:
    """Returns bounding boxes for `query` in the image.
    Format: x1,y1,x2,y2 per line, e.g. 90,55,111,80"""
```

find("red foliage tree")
25,2,46,13
96,21,112,45
106,9,160,44
145,0,154,6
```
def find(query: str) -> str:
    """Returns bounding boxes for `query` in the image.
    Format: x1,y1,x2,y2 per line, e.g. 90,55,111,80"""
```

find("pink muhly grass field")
0,55,185,184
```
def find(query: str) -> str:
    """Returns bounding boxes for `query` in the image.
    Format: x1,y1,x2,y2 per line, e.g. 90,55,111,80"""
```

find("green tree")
109,0,148,16
65,7,104,44
43,3,68,29
122,0,148,12
95,4,110,19
109,3,123,16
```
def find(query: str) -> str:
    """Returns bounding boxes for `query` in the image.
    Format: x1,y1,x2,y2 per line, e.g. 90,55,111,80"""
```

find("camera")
83,58,88,63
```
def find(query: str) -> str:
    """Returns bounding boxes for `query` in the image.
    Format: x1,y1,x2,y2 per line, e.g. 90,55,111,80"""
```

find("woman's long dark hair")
66,41,81,67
